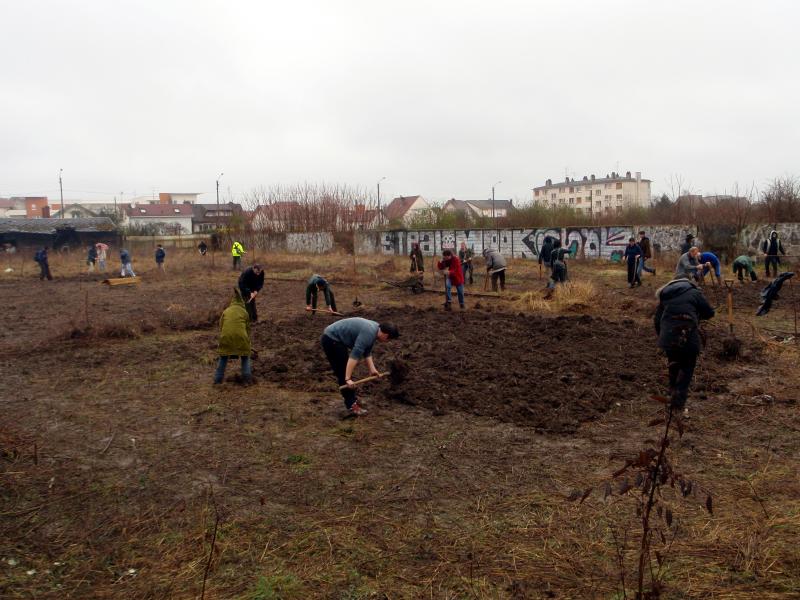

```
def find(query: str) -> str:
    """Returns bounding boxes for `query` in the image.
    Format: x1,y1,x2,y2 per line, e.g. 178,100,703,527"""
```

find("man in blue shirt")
699,251,721,285
320,318,400,416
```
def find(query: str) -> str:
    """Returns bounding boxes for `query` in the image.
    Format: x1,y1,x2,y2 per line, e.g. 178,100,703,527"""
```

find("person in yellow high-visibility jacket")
231,241,246,271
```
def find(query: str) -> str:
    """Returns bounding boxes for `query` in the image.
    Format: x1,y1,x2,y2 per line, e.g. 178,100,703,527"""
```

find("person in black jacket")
623,237,643,288
679,233,695,254
761,230,786,278
238,264,265,322
654,278,715,410
539,236,555,269
305,274,337,313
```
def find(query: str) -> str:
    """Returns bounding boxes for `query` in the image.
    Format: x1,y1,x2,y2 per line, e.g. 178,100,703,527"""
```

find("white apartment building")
532,171,651,214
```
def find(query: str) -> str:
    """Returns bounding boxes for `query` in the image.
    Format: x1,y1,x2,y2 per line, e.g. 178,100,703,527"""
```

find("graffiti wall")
370,225,700,262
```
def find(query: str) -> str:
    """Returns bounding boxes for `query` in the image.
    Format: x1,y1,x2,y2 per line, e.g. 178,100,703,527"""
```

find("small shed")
0,218,120,253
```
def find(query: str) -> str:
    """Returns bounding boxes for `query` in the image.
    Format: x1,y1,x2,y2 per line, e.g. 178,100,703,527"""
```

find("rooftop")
126,204,195,217
533,173,651,191
384,196,423,220
0,217,117,234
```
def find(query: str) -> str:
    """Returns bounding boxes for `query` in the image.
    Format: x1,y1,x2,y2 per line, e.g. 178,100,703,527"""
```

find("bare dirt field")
1,250,799,599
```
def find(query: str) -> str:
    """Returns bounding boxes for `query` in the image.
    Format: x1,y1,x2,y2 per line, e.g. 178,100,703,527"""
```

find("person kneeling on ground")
733,253,758,283
624,237,643,288
482,247,507,292
238,263,265,322
699,251,721,285
320,318,400,416
437,249,465,310
214,289,253,384
674,246,702,281
306,274,337,313
654,277,715,410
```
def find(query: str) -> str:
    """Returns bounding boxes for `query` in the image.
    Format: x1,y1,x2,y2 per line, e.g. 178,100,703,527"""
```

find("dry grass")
513,280,598,313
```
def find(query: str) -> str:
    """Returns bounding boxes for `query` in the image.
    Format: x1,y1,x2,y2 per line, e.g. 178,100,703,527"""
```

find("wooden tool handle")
339,372,389,389
309,308,343,316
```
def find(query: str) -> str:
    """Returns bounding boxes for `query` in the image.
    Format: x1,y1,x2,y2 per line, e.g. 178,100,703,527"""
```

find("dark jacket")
409,245,424,272
623,243,643,264
34,248,48,264
680,238,694,254
87,246,97,262
539,236,555,265
654,279,715,353
639,236,652,259
120,249,131,264
757,272,795,316
155,248,166,263
238,267,265,297
762,231,786,256
306,274,333,306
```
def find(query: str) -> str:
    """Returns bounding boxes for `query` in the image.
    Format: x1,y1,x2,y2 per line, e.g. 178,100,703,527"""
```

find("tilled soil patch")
251,307,745,433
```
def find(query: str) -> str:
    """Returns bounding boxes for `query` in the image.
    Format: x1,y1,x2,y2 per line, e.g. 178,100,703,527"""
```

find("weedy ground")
0,248,798,599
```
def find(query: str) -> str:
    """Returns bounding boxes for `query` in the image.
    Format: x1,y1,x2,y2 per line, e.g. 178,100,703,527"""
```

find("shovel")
339,372,388,389
307,308,344,316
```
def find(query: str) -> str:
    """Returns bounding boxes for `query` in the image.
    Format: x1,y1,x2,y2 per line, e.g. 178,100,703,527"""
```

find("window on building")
616,182,623,189
569,198,575,205
604,183,611,189
569,187,574,193
551,193,557,200
559,199,565,204
534,190,539,197
616,194,622,200
576,197,582,203
596,201,602,207
595,189,602,196
576,186,581,191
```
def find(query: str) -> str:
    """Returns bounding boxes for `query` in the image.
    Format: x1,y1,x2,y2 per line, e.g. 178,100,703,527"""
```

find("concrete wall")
367,224,800,262
286,232,333,253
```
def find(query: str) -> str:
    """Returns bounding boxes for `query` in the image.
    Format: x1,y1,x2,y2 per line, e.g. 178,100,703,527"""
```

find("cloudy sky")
1,0,798,205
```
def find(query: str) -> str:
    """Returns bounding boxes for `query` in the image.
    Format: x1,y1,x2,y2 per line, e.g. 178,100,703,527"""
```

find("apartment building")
532,171,651,214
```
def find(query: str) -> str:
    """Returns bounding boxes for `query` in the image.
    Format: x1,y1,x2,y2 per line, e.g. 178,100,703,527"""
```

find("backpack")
34,250,44,263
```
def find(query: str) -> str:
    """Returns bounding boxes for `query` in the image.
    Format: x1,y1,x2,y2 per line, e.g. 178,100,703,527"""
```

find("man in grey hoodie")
482,247,507,292
674,247,704,280
654,278,715,410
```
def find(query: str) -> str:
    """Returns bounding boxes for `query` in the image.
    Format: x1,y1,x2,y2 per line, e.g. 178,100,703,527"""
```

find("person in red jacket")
437,249,465,311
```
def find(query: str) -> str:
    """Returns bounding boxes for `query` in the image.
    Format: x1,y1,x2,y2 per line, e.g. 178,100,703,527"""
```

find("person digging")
238,263,265,322
482,247,507,292
654,277,715,412
305,274,338,314
214,289,253,385
320,318,400,416
437,249,465,311
409,242,424,273
458,241,474,284
732,253,758,283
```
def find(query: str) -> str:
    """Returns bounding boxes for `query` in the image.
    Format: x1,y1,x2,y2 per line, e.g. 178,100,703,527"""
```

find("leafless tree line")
242,183,380,233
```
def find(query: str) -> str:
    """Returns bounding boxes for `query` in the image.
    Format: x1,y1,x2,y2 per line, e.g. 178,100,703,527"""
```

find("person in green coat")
733,254,758,283
214,290,253,384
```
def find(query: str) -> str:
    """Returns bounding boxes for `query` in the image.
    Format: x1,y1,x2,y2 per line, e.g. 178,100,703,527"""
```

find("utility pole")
377,176,386,224
59,168,64,218
492,180,502,229
216,172,224,230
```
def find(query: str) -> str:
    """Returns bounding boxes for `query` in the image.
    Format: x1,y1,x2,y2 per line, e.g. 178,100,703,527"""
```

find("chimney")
635,171,641,181
546,178,552,186
625,171,631,178
582,175,588,181
159,192,171,204
590,174,595,181
42,205,51,218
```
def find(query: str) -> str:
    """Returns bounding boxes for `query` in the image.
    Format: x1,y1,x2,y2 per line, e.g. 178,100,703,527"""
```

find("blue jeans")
637,257,655,276
445,277,464,305
214,355,252,383
702,264,721,278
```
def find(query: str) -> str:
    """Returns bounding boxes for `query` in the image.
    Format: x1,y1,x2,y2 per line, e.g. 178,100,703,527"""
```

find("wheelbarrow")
382,273,425,294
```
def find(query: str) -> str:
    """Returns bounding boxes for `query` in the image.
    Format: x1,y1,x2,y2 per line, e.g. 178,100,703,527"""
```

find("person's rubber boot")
459,303,465,310
443,302,452,311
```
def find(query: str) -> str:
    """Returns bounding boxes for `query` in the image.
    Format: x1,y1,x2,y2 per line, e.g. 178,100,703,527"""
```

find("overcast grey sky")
1,0,798,205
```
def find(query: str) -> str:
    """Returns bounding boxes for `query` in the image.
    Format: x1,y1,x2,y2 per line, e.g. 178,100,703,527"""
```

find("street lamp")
59,168,64,219
377,176,386,224
492,180,502,230
216,172,224,230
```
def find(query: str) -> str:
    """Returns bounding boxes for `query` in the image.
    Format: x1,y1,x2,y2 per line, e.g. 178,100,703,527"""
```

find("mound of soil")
254,308,689,433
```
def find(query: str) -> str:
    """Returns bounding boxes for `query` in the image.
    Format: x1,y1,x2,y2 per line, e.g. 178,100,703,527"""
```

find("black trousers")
233,255,242,270
665,348,697,409
321,334,356,409
765,255,780,277
491,269,506,291
734,265,757,282
38,262,52,281
245,298,258,322
311,290,337,312
627,260,641,285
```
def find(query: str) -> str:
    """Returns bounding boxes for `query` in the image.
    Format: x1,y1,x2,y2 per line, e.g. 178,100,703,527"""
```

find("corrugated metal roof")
0,217,117,234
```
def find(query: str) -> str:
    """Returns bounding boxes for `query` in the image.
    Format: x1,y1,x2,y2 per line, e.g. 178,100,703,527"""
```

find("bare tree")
759,176,800,222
